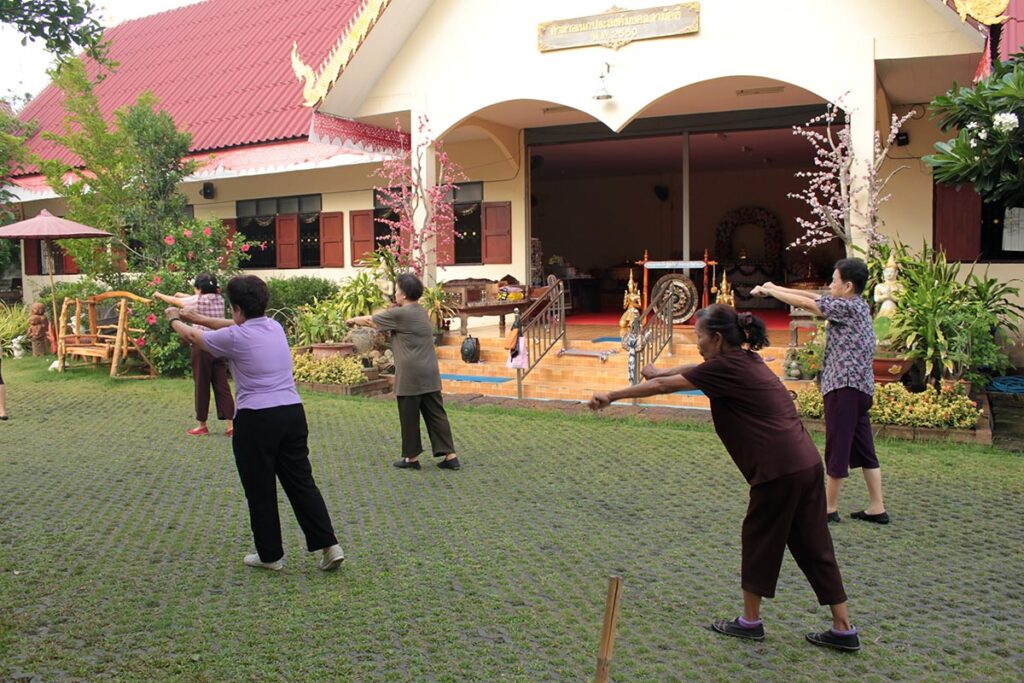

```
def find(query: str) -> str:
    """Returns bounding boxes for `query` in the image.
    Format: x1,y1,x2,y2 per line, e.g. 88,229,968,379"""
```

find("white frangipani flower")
994,112,1019,133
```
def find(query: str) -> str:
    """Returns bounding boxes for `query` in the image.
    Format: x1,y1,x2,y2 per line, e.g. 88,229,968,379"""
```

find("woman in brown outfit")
590,304,860,652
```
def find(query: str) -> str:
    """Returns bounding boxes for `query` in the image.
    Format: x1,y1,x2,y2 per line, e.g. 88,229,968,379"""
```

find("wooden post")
634,250,650,311
595,575,623,683
110,299,126,378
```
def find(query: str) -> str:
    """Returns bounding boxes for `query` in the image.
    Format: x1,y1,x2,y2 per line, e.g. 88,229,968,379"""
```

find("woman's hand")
588,392,612,411
640,363,660,380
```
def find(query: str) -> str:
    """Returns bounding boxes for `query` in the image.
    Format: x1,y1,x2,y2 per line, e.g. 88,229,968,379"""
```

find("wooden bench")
452,301,525,336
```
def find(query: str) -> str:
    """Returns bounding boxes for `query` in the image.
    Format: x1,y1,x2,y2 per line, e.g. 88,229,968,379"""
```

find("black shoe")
827,511,841,524
393,458,421,470
849,510,890,524
437,457,461,470
806,628,861,652
711,618,765,641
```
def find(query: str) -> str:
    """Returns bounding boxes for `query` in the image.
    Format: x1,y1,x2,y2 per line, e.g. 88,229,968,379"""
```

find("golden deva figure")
619,270,642,332
717,271,736,308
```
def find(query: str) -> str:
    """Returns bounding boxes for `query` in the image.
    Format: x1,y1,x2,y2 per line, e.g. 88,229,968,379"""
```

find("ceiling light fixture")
593,62,613,101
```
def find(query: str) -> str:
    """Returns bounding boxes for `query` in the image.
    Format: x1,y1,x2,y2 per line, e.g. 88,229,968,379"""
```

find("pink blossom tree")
789,100,914,255
372,116,467,280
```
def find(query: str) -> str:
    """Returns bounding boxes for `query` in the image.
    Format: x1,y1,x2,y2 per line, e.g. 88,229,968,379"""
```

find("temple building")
6,0,1021,311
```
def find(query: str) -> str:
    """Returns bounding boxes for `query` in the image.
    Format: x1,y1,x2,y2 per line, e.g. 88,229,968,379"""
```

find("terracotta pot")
310,342,355,359
872,356,914,384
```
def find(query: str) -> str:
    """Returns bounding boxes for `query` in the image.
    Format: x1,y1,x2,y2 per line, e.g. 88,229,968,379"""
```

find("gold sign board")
538,3,699,52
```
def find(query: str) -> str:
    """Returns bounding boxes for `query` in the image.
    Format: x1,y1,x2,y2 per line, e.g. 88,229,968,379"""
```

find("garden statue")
619,271,642,333
27,302,51,357
717,271,736,308
10,335,26,359
873,255,903,319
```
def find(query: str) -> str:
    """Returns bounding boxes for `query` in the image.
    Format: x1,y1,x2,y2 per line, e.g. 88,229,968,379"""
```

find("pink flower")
203,227,212,237
183,229,192,238
135,337,146,347
146,313,157,325
187,251,194,260
164,235,175,245
153,276,161,285
241,244,250,252
260,241,268,250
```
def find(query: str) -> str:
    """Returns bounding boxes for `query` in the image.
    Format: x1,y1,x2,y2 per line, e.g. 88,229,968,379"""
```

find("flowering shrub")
292,352,367,386
794,322,826,379
122,219,260,375
794,382,982,429
925,52,1024,206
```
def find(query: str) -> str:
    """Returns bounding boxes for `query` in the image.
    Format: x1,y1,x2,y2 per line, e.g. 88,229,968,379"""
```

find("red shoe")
187,426,209,436
225,428,234,437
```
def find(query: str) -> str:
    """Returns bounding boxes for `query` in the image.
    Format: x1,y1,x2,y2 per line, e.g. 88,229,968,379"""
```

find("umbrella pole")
47,240,59,351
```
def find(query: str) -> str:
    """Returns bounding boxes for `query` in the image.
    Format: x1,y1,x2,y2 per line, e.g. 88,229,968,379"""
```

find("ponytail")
695,304,770,351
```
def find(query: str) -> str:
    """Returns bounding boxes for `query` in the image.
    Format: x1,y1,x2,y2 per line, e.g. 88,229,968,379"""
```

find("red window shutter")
481,201,512,264
23,239,40,275
62,251,79,275
934,183,981,261
320,212,345,267
276,214,299,268
350,210,375,266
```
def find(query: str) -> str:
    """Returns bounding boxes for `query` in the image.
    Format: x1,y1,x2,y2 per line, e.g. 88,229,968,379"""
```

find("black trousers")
232,403,337,562
397,392,456,458
741,463,847,606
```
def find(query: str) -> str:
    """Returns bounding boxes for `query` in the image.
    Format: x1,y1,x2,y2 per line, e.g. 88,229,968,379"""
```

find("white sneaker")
243,553,283,571
318,544,345,571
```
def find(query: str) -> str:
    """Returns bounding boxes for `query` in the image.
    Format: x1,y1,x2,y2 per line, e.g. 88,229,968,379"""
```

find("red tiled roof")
17,0,365,174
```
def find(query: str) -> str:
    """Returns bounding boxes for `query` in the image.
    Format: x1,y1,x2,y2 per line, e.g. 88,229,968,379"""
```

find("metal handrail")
626,289,675,385
513,280,567,399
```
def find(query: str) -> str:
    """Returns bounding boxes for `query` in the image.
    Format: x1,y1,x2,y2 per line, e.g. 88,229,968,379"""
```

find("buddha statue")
717,271,736,308
873,255,903,319
619,270,642,332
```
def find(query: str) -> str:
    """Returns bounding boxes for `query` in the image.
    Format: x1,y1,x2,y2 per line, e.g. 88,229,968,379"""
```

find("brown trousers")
741,462,847,605
192,345,234,422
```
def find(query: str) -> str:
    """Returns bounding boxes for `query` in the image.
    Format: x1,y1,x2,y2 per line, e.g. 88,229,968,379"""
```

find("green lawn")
1,357,1022,681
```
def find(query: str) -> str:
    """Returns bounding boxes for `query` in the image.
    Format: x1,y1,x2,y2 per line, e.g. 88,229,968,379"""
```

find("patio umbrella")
0,209,113,338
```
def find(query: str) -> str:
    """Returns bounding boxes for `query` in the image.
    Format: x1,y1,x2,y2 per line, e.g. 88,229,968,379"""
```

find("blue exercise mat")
592,336,621,343
440,373,513,384
673,389,706,396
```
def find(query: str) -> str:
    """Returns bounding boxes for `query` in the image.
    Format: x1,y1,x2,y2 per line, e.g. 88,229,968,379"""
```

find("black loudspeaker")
201,182,215,199
460,335,481,363
895,132,909,147
653,185,669,201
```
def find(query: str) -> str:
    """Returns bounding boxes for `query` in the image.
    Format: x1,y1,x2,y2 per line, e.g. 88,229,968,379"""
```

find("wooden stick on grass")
595,575,623,683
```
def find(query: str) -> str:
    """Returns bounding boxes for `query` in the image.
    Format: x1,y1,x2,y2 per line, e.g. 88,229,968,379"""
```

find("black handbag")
460,335,481,363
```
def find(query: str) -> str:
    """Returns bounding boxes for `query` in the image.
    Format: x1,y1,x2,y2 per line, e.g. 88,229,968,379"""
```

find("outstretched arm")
346,316,378,329
589,374,696,410
165,307,209,351
153,291,187,307
751,282,823,317
641,362,699,380
179,308,234,330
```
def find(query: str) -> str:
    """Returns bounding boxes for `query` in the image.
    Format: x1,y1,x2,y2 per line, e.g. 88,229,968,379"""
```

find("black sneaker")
393,458,421,470
849,510,890,524
711,618,765,641
437,457,461,470
806,628,861,652
827,511,841,524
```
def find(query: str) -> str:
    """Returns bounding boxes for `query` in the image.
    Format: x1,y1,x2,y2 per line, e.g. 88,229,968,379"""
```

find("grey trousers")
397,392,455,458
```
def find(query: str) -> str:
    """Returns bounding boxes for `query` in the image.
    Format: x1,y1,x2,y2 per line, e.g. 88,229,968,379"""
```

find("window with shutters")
373,188,402,248
236,194,322,268
934,182,1024,262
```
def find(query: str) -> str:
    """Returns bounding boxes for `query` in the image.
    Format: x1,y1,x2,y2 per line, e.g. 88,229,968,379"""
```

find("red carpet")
566,308,792,330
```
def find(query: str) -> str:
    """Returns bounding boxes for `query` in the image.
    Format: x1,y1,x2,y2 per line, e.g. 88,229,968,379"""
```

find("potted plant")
872,315,913,384
293,296,353,358
420,282,457,345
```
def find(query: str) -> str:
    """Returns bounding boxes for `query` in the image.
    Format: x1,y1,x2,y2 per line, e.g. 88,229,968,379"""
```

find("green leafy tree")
924,52,1024,205
38,59,197,284
0,0,105,59
0,105,34,272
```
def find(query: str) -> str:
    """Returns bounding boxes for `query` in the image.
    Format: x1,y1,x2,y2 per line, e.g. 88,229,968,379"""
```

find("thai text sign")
538,3,699,52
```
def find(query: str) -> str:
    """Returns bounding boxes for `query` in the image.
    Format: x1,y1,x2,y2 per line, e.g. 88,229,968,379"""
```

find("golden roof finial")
953,0,1010,25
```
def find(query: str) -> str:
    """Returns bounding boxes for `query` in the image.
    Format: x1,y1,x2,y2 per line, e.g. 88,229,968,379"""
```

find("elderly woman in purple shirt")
166,274,345,572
